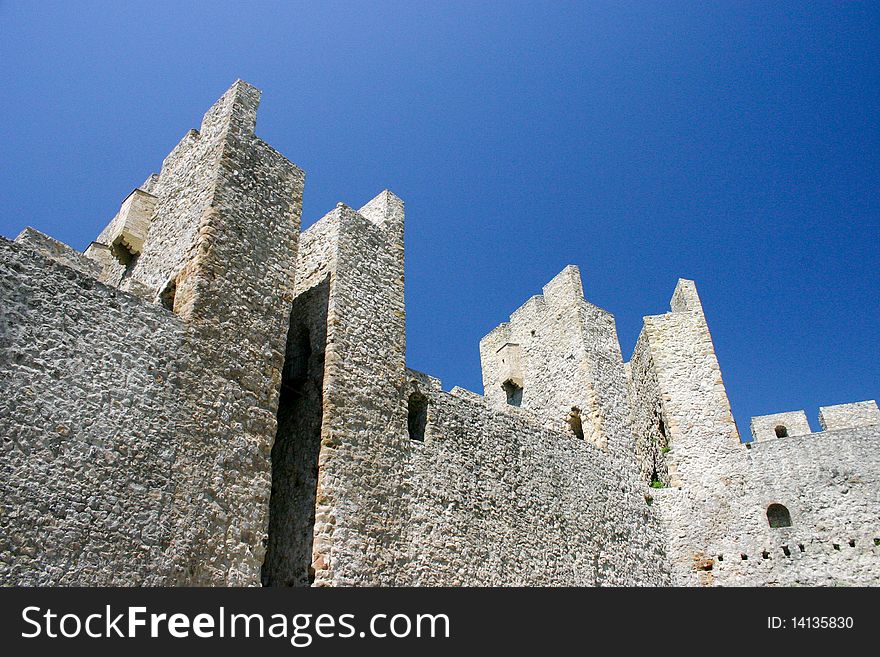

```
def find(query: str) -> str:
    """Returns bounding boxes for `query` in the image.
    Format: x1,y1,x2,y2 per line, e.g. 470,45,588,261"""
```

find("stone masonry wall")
648,423,880,587
819,400,880,431
2,79,876,588
1,81,304,586
405,372,669,586
706,425,880,586
0,239,188,584
628,279,747,584
628,279,879,586
261,276,329,587
627,328,671,487
750,410,812,442
14,227,104,279
272,202,669,586
479,266,636,462
306,196,410,586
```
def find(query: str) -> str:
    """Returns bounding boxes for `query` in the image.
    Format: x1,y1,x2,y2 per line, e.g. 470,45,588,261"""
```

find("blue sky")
2,1,878,439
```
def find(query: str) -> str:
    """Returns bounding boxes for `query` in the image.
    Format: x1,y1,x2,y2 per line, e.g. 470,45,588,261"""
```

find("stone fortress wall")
1,81,877,586
2,81,304,585
625,278,880,586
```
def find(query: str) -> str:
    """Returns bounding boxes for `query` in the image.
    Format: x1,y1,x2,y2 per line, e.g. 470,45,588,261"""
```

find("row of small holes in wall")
766,506,878,551
711,539,878,566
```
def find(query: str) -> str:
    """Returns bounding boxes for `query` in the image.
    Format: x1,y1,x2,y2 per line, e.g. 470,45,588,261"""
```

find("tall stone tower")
479,265,635,460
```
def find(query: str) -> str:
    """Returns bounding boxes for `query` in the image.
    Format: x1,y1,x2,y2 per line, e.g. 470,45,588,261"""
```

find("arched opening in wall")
502,379,523,407
774,425,788,438
568,407,584,440
766,503,792,528
407,390,428,442
658,415,667,441
262,277,329,588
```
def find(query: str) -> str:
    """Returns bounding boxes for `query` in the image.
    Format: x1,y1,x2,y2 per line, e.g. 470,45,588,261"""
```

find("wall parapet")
819,400,880,432
14,227,103,279
748,400,880,443
750,410,811,442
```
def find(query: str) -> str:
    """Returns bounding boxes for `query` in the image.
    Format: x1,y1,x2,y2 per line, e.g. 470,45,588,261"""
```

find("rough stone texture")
14,227,103,279
97,188,157,257
750,411,812,442
261,275,328,587
1,80,877,587
626,279,879,586
0,239,187,585
479,265,634,460
406,370,668,586
701,425,880,586
302,196,411,586
2,80,304,586
819,400,880,431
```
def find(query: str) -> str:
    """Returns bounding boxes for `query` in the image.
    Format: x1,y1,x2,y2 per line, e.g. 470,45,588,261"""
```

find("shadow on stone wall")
261,277,329,586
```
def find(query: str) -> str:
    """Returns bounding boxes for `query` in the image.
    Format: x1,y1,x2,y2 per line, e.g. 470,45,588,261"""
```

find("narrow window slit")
568,407,584,440
407,390,428,442
160,279,177,313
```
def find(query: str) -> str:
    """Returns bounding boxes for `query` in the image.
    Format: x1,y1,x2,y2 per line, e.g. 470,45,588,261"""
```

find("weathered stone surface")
1,80,876,587
626,279,879,586
15,227,103,279
2,80,303,586
819,400,880,432
751,411,812,442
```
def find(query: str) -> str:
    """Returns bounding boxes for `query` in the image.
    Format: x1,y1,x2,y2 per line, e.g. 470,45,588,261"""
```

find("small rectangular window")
408,391,428,441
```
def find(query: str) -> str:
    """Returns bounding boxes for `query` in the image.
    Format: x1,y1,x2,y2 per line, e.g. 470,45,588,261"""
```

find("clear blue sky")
2,2,877,439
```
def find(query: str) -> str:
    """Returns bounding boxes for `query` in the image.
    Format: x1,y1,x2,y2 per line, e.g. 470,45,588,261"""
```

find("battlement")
541,264,585,307
749,401,880,442
14,227,103,279
669,278,704,315
627,277,739,486
819,400,880,431
750,410,812,442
